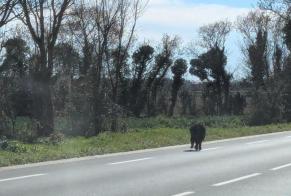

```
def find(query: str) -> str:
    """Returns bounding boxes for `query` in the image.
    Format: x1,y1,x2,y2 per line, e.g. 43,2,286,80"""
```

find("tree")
17,0,73,136
0,37,32,136
1,37,29,77
66,1,96,77
130,44,154,115
132,35,179,117
190,46,232,115
180,88,196,116
230,92,246,115
237,10,286,124
168,58,187,116
258,0,291,21
105,0,145,104
199,21,231,49
147,35,179,116
190,21,232,115
248,29,269,90
0,0,16,28
282,19,291,121
53,43,80,111
0,0,16,64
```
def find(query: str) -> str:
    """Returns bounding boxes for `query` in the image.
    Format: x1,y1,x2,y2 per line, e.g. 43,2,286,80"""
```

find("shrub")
0,136,9,150
6,141,27,153
48,132,65,145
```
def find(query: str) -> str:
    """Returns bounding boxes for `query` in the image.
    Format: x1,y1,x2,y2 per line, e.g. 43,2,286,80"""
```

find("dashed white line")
271,163,291,171
172,191,195,196
246,140,270,145
212,173,262,187
108,157,153,165
202,147,221,152
0,174,47,183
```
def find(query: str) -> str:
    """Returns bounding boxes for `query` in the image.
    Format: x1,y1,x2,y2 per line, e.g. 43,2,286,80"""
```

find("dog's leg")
195,141,199,151
199,142,202,151
190,137,194,148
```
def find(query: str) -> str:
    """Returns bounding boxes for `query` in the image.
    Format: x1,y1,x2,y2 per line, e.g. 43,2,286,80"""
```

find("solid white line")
0,174,47,183
172,191,195,196
271,163,291,171
246,140,270,145
212,173,262,187
201,147,220,152
109,157,153,165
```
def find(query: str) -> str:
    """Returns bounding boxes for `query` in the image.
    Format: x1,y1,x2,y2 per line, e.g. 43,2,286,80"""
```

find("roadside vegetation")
1,116,291,167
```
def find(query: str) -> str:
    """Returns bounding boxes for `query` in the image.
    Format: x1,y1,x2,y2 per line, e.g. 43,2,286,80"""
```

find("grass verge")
1,120,291,167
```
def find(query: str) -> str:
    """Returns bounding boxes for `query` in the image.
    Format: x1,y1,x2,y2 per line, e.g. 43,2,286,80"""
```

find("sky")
136,0,259,79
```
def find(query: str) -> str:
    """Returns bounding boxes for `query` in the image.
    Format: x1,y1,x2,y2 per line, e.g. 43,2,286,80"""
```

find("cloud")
137,0,251,40
144,2,249,26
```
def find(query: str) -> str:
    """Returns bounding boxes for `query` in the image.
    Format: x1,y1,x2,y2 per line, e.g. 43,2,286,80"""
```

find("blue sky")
185,0,257,8
137,0,258,79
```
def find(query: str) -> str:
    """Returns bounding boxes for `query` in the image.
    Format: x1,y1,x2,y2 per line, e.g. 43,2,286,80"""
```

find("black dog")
190,124,206,151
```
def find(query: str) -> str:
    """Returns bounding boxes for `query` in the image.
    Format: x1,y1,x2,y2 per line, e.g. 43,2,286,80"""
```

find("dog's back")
190,124,206,141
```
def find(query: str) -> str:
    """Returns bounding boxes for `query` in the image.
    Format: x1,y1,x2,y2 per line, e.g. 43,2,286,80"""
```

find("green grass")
1,116,291,167
125,115,247,130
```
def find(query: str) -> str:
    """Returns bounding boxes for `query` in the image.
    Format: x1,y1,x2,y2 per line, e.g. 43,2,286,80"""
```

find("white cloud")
137,0,251,40
144,3,249,26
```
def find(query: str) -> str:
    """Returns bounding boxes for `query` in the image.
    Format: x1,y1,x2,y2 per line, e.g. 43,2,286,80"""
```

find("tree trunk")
169,90,178,117
32,78,54,136
92,54,104,135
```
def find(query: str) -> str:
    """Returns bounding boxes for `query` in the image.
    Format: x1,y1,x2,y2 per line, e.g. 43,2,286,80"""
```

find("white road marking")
212,173,262,187
0,174,47,183
202,147,221,152
286,136,291,139
109,157,153,165
246,140,270,145
172,191,195,196
271,163,291,171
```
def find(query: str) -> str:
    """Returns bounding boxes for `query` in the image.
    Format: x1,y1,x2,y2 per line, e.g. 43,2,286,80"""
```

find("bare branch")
0,0,16,28
199,20,232,50
258,0,291,20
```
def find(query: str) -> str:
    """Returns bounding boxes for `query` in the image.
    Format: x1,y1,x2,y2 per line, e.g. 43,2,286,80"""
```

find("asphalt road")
1,131,291,196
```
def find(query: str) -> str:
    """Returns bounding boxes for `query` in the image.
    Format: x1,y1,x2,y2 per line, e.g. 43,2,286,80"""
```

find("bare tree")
258,0,291,20
104,0,146,103
65,1,96,76
0,0,16,28
64,0,147,133
17,0,73,136
199,20,232,49
237,11,271,48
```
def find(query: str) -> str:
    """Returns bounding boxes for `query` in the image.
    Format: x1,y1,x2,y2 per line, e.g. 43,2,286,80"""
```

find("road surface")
1,131,291,196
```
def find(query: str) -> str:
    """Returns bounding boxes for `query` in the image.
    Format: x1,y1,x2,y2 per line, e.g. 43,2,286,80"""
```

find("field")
1,116,291,167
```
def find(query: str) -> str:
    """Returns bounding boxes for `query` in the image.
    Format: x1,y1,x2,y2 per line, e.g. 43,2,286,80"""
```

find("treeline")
0,0,291,139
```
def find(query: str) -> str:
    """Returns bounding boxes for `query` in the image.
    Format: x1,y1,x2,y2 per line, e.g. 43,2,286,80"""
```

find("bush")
0,136,9,150
48,132,65,145
0,137,27,153
6,141,27,153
